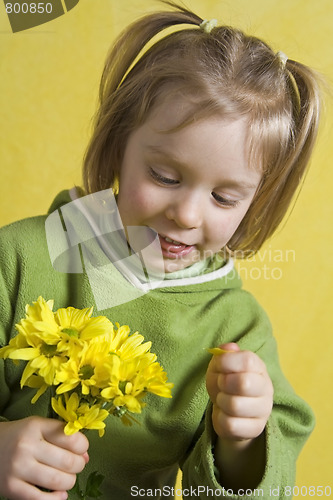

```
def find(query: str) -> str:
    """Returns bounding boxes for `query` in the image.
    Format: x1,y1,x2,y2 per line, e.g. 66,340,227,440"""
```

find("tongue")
160,236,187,253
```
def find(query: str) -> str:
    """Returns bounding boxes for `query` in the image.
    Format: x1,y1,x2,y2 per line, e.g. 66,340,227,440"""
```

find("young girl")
0,2,321,499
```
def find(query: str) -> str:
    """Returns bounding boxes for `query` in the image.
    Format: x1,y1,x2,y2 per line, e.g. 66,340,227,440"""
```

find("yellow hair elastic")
276,51,288,68
200,19,218,34
276,51,301,112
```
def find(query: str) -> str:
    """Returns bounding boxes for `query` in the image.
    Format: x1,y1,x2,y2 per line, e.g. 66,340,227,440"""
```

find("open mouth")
164,236,185,245
158,234,196,258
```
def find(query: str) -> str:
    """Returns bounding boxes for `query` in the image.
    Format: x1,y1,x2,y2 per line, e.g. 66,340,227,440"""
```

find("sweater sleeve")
0,224,18,421
180,292,315,500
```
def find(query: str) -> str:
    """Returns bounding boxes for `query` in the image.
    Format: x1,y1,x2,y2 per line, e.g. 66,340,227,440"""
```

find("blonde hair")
82,1,321,256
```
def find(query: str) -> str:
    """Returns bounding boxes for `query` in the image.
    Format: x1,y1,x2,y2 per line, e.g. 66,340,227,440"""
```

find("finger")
5,478,68,500
216,393,273,419
41,420,89,456
34,440,87,474
206,344,239,401
218,371,272,397
212,406,266,440
215,350,267,375
218,342,240,352
208,343,239,372
20,460,77,492
206,361,223,402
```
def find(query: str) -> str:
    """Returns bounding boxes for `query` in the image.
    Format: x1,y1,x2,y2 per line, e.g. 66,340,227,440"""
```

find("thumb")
218,342,240,352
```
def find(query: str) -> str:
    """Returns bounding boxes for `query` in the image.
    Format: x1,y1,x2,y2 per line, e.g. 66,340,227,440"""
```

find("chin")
164,255,201,274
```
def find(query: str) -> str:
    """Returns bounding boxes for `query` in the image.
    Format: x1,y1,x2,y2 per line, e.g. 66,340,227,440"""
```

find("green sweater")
0,191,314,500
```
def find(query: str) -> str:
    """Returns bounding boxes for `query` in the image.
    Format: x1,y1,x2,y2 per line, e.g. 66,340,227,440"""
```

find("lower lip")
158,235,196,259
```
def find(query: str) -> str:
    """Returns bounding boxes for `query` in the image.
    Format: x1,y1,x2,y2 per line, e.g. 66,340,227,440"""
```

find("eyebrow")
146,144,259,192
146,145,182,165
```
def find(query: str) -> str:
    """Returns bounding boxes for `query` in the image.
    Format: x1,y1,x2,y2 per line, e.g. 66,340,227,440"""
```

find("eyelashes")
211,192,240,208
148,167,179,185
148,166,240,208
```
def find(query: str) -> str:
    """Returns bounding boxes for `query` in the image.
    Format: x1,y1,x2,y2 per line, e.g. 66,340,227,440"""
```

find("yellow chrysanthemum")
55,341,114,395
20,347,67,388
56,306,113,341
112,394,143,414
108,326,151,360
108,323,131,350
1,296,174,436
55,306,114,357
100,355,173,420
0,333,67,392
25,296,55,323
16,297,60,343
100,357,144,402
139,362,174,398
97,323,152,361
0,329,30,360
0,298,64,387
52,393,109,437
0,297,60,363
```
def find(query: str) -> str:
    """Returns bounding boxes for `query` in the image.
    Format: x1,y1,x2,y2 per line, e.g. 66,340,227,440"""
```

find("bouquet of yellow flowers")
0,296,173,435
0,296,173,497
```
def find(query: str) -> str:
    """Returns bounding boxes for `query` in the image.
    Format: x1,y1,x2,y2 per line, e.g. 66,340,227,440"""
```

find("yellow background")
0,0,332,496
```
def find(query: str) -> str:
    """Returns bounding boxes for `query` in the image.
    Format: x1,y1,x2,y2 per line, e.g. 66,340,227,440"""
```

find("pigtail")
265,60,322,234
229,58,322,255
285,59,321,175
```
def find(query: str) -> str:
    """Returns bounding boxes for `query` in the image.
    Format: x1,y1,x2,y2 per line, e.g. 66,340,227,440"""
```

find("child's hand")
0,416,89,500
206,343,273,443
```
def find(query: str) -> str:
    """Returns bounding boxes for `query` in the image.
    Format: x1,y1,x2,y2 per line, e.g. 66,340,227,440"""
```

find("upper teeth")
165,237,182,245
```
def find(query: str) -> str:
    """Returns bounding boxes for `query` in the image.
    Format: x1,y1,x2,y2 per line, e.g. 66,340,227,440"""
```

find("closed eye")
149,167,179,185
212,192,239,208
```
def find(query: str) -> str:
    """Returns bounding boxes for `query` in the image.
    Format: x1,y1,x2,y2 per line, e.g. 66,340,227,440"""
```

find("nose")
165,190,202,229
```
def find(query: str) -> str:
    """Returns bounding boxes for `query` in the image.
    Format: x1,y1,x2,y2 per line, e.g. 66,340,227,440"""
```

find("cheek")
117,181,159,223
227,210,247,233
207,209,248,247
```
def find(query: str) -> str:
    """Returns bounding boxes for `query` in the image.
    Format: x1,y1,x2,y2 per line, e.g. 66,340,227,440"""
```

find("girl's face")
117,100,261,273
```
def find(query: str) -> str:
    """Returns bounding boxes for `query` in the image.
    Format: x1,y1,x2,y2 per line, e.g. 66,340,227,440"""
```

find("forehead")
147,93,215,132
143,95,254,153
141,97,251,163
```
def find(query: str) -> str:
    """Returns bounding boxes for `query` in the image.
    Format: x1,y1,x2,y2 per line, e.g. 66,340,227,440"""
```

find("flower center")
119,381,127,393
62,328,79,337
79,365,94,380
40,343,58,358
